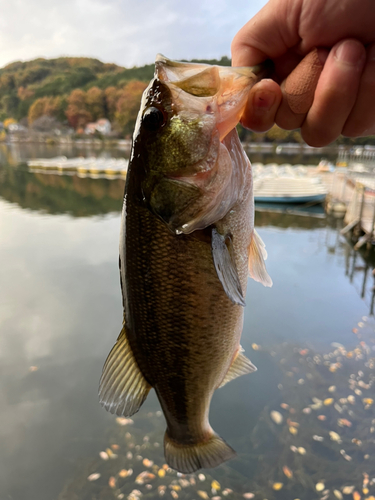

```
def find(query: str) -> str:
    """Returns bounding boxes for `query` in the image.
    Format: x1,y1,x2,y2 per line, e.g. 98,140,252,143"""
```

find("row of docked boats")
27,157,328,204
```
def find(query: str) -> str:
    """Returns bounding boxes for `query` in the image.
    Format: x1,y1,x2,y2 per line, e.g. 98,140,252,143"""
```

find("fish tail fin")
164,431,236,473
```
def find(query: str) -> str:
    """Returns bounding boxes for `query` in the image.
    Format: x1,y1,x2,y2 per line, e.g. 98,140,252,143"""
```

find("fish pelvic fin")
164,431,236,473
99,327,151,417
212,227,246,306
218,347,257,388
248,229,273,287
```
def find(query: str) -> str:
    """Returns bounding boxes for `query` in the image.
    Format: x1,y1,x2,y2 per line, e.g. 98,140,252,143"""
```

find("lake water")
1,144,375,500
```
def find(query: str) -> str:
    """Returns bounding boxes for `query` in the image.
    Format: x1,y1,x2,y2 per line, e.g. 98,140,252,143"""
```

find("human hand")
231,0,375,146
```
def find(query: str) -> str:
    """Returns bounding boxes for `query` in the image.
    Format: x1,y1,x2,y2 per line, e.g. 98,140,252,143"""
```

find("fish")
99,55,272,473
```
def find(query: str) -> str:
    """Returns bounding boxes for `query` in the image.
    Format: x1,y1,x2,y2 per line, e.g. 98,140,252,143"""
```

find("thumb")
231,0,302,66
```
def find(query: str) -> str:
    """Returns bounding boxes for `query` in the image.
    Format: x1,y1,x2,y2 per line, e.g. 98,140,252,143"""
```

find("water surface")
0,145,374,500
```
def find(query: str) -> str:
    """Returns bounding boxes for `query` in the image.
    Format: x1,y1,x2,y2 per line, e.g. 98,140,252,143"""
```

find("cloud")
0,0,267,68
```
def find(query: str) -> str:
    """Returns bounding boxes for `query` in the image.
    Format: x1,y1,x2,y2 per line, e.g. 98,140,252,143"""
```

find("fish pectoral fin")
99,327,151,417
212,227,246,306
218,348,257,388
164,431,236,473
248,229,273,287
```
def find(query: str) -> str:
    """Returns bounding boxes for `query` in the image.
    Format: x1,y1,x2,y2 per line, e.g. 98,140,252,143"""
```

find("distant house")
85,118,111,136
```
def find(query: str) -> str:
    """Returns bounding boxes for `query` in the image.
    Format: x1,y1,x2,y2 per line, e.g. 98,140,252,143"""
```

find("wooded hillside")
0,56,230,134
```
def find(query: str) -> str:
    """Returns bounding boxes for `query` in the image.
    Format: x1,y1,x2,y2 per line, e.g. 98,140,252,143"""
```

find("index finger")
231,0,302,66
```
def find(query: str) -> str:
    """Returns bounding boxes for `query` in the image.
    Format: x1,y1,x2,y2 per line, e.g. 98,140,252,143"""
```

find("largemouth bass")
99,55,272,473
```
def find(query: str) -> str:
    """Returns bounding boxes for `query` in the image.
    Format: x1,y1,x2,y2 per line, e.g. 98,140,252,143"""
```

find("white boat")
253,165,327,203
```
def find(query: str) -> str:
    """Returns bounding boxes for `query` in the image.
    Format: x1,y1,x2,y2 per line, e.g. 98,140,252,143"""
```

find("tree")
28,96,62,124
65,89,92,129
115,80,147,134
86,87,104,121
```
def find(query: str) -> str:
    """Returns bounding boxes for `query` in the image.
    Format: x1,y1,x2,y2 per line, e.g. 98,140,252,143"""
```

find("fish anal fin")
212,227,246,306
164,431,236,473
218,349,257,388
248,229,273,287
99,327,151,417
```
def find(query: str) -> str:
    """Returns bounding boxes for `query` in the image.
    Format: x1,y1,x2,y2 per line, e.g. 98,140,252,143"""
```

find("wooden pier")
325,169,375,250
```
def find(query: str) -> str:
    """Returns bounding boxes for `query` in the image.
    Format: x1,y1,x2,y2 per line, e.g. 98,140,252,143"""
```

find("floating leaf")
109,476,116,488
272,483,283,490
142,458,154,467
329,431,341,442
333,490,343,499
99,451,109,460
342,486,355,494
270,411,283,424
251,343,260,350
158,469,166,478
353,492,361,500
198,491,209,499
298,447,306,455
316,482,325,492
283,466,293,478
116,417,134,426
318,415,327,421
87,473,101,481
211,481,221,491
198,474,206,481
289,426,298,435
171,491,178,500
363,398,373,405
324,398,334,405
243,494,255,499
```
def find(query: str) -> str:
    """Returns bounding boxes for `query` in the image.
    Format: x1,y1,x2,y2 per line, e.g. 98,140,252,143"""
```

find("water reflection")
0,146,373,500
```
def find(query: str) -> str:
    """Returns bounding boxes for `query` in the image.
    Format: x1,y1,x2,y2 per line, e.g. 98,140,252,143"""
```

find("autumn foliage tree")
28,96,63,124
65,89,92,129
86,86,105,121
115,80,147,134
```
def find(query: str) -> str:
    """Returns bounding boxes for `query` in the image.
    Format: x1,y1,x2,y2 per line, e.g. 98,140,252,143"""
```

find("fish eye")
142,107,166,132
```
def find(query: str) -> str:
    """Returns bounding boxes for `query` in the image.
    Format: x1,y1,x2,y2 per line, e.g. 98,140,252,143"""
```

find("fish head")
135,55,265,234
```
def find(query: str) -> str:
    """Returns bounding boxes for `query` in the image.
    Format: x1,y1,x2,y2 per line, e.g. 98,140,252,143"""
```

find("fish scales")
99,55,272,473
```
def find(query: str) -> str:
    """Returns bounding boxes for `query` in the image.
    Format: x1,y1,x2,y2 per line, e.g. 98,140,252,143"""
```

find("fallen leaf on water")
111,444,120,450
289,426,298,435
313,435,324,441
198,474,206,481
243,494,255,499
87,473,100,481
353,492,361,500
316,482,325,492
116,417,134,426
171,491,178,500
99,451,109,460
198,491,209,499
342,486,355,494
211,481,221,490
283,466,293,478
329,431,341,442
363,398,374,405
324,398,334,405
270,411,283,424
29,366,38,372
272,483,283,490
338,419,352,427
143,458,154,467
251,343,260,350
280,403,289,410
109,476,116,488
171,485,181,492
158,469,166,478
318,415,327,421
363,487,369,495
298,447,306,455
303,407,312,414
333,490,343,499
329,385,336,392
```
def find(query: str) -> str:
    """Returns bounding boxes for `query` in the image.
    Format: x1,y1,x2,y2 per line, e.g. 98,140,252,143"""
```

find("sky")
0,0,268,69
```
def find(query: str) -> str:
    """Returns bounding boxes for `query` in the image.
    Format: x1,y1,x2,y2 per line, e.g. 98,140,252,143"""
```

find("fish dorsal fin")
218,348,257,388
211,227,246,306
99,327,151,416
248,229,273,287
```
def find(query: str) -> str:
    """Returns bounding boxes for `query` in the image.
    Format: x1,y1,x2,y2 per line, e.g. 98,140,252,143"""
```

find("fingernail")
252,88,276,112
334,40,365,67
